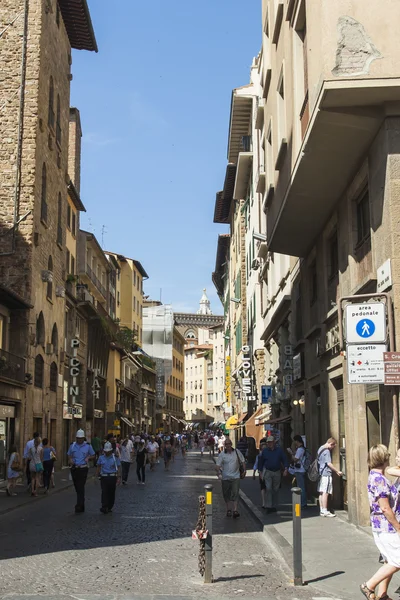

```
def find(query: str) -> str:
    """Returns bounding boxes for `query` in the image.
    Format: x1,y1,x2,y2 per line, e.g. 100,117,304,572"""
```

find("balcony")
0,348,25,386
85,263,107,300
267,79,400,257
256,164,266,194
233,136,253,200
255,98,265,130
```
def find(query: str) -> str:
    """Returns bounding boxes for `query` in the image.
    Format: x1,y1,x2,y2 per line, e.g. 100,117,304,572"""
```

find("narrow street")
0,451,327,600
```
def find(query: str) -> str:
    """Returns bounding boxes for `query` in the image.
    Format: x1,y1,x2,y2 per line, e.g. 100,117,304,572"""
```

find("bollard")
291,486,303,586
204,484,213,583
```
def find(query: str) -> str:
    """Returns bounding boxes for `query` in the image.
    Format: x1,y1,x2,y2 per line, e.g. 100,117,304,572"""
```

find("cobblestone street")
0,452,331,600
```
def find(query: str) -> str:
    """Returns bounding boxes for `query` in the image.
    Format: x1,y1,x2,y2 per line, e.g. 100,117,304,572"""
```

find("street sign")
377,259,392,293
261,385,272,404
345,303,387,344
347,344,386,384
384,352,400,385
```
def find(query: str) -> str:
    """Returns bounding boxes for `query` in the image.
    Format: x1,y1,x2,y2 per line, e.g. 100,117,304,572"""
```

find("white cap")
76,429,85,438
104,442,113,452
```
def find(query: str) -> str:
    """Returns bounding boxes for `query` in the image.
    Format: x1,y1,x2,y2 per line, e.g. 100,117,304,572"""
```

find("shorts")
221,478,240,503
318,475,333,494
373,531,400,568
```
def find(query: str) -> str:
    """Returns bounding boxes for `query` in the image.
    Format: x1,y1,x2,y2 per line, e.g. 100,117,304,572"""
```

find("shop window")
50,361,58,392
36,311,45,347
34,355,44,388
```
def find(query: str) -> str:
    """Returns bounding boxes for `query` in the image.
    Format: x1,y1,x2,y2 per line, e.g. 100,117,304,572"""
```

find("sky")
70,0,261,315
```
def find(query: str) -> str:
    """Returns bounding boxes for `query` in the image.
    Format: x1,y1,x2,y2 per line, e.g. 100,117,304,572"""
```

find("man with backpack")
288,435,310,509
317,437,343,517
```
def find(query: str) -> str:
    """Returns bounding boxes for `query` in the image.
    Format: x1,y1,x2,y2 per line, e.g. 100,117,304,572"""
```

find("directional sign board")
347,344,386,384
345,303,387,344
384,352,400,385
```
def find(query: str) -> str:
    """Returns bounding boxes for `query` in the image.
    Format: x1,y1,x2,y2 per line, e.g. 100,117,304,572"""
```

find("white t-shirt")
147,442,158,454
218,436,225,448
120,440,133,463
293,446,305,473
216,449,245,480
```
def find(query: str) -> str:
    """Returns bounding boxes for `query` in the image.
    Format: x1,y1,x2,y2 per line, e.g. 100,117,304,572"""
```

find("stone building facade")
0,0,97,470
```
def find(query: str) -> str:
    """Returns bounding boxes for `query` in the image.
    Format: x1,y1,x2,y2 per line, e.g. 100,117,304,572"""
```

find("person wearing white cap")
67,429,95,513
96,441,121,513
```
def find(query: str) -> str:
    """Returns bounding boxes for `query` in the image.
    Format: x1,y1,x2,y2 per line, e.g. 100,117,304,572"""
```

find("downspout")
0,0,29,256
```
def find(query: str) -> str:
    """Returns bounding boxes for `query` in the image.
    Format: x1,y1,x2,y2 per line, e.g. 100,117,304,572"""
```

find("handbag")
50,450,56,461
11,456,21,471
35,462,44,473
235,450,246,479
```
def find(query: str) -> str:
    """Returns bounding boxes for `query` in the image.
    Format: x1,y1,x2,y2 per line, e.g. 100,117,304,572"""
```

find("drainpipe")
0,0,29,256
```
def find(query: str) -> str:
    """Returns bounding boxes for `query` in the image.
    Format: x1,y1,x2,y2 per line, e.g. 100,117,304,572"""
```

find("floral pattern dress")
367,469,400,533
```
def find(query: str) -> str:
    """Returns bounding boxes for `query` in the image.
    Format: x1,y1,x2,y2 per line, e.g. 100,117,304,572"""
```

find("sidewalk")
240,471,400,600
0,466,96,516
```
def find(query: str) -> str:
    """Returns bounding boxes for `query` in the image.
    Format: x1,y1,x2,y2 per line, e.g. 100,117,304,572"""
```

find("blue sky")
70,0,261,315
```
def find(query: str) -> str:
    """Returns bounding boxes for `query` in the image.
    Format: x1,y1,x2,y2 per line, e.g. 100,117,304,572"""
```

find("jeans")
136,464,145,482
121,461,131,483
71,467,88,510
295,471,307,507
101,476,117,510
264,469,281,508
43,459,53,490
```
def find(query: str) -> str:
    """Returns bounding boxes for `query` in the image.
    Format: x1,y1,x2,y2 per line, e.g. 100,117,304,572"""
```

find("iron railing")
0,348,25,384
86,264,107,299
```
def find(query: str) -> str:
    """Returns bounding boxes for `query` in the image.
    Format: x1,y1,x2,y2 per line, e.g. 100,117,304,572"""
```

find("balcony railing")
86,263,107,299
0,348,25,385
241,135,252,152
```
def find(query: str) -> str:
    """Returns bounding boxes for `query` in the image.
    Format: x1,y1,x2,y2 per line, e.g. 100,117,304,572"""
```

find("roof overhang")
227,86,254,164
133,260,149,280
0,284,32,310
233,152,253,200
68,181,86,212
58,0,98,52
213,163,237,224
267,79,400,257
212,234,230,298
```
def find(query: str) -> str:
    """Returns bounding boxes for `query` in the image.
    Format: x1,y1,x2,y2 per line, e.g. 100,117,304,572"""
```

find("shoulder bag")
235,449,246,479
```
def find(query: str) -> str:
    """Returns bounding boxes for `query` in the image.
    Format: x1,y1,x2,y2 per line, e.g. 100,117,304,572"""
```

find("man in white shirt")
215,439,245,518
147,437,159,470
120,435,134,485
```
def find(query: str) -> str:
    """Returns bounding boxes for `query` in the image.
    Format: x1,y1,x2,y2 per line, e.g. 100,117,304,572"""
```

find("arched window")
50,361,58,392
36,311,45,347
56,94,61,145
185,329,196,339
48,77,54,128
57,193,62,245
34,355,44,388
41,163,47,223
47,256,53,299
51,323,58,355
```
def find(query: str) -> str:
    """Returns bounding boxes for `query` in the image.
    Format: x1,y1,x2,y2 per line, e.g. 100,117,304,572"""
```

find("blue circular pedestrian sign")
356,319,376,338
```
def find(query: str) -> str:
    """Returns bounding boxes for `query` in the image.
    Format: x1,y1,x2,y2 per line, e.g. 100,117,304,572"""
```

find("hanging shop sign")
293,353,302,381
283,345,294,385
261,385,272,404
0,405,15,418
63,404,72,420
69,339,80,403
63,404,82,419
92,368,101,400
240,346,256,403
94,409,104,419
384,352,400,385
225,356,231,406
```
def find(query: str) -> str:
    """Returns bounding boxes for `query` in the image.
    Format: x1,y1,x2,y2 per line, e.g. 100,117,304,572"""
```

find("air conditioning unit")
41,270,53,283
251,259,260,270
46,343,53,355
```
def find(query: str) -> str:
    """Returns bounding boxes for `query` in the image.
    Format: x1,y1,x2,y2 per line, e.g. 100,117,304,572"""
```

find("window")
133,271,136,287
36,311,45,347
51,323,58,355
356,188,370,245
309,261,317,305
56,95,61,146
48,77,55,129
50,362,58,392
67,204,71,229
328,230,339,279
71,212,76,237
133,297,136,312
34,355,44,388
41,163,47,223
71,255,75,275
47,256,53,300
66,249,70,274
57,193,62,245
277,68,286,152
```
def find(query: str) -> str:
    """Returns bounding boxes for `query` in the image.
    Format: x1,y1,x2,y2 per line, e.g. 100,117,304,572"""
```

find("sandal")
226,510,232,517
360,583,376,600
233,511,240,519
377,595,392,600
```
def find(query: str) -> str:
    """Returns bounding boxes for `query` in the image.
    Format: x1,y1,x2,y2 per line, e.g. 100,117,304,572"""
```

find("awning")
245,406,267,448
257,407,272,422
171,415,180,422
225,414,239,430
259,414,292,426
120,416,134,428
237,412,248,425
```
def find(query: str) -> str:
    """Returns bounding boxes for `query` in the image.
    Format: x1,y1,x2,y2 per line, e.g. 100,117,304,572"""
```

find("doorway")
333,377,346,509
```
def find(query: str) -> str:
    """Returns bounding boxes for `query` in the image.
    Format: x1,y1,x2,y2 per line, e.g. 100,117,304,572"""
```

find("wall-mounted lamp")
253,232,267,242
230,298,241,304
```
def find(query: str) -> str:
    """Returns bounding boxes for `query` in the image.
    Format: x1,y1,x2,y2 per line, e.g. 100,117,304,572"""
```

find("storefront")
0,403,17,480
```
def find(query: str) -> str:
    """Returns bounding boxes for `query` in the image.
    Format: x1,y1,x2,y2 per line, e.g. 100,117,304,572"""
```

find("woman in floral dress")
361,444,400,600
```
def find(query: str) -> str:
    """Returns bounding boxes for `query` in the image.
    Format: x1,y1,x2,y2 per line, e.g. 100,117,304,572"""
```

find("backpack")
307,449,324,482
302,448,312,472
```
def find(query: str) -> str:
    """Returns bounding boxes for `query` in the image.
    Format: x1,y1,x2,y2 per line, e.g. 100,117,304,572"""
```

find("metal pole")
204,484,213,584
291,486,303,586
